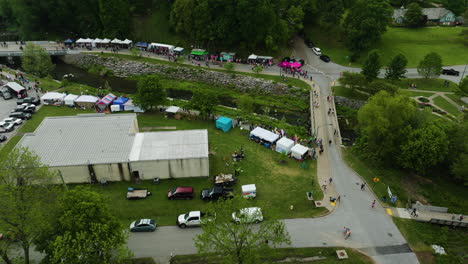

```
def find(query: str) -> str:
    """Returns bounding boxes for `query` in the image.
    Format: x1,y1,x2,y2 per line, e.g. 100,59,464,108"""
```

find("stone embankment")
334,96,366,109
62,54,302,96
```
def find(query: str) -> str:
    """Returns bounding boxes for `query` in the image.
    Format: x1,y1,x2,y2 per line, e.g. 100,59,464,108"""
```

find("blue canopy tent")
64,39,74,45
135,42,149,49
216,116,232,132
112,97,129,110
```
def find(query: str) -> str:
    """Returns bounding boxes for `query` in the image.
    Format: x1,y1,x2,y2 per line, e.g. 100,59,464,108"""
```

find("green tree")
130,47,141,57
447,120,468,184
189,89,219,118
318,0,344,35
252,65,263,75
0,147,60,264
338,72,368,91
21,43,54,77
286,5,305,32
404,3,425,27
385,54,408,80
447,0,466,15
224,61,235,71
194,196,291,264
417,52,442,79
366,80,398,95
357,91,416,163
45,188,130,264
398,123,448,174
134,75,167,111
455,76,468,97
343,0,392,53
361,50,382,81
98,0,130,38
238,95,255,115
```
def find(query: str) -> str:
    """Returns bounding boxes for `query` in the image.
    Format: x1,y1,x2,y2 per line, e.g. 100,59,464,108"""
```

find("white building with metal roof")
17,114,209,183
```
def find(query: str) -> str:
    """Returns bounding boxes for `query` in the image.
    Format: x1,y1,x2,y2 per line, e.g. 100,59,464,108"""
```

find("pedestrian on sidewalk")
329,177,333,184
411,208,418,217
360,183,366,190
337,195,341,202
334,129,337,135
322,180,327,191
371,200,376,208
460,215,464,221
451,214,456,220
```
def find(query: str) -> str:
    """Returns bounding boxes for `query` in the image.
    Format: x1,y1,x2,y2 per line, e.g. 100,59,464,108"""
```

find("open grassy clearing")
332,86,369,101
80,113,326,226
432,95,461,117
395,78,457,92
401,90,436,98
393,218,468,264
445,93,467,107
304,26,467,67
343,149,468,214
172,247,373,264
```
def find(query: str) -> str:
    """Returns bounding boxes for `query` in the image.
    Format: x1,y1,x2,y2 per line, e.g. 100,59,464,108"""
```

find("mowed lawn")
84,113,326,226
305,26,467,67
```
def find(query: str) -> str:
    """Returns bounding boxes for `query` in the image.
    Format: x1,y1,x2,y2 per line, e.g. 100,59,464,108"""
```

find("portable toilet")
242,184,256,199
216,116,232,132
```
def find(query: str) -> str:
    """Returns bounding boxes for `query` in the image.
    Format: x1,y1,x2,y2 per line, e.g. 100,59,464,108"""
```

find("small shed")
41,92,66,106
75,95,99,109
249,127,279,144
216,116,232,132
112,97,129,110
242,184,256,198
291,144,309,160
64,94,79,107
96,93,117,112
276,137,294,154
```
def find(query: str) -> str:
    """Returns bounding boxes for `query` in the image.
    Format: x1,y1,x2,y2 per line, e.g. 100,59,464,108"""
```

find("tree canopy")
21,43,54,77
189,89,219,118
417,52,442,79
385,54,408,80
134,75,167,111
361,50,382,81
404,3,425,27
343,0,392,53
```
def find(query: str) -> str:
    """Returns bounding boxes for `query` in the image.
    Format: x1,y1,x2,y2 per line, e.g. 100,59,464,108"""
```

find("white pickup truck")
177,211,213,228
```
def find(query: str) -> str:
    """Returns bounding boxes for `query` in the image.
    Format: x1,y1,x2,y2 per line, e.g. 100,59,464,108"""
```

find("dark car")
304,39,314,48
167,187,194,200
17,97,40,105
0,135,6,142
320,55,331,63
442,69,459,76
129,219,156,232
11,105,35,114
9,112,32,120
200,186,234,201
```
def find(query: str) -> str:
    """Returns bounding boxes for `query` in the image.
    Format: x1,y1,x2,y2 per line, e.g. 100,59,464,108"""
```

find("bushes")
87,64,113,76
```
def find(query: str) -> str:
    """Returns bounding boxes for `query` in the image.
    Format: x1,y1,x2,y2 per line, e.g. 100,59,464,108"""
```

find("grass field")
332,86,369,101
304,26,467,67
393,218,468,264
401,90,436,97
80,112,327,226
432,95,461,117
172,247,373,264
445,93,467,107
395,78,457,92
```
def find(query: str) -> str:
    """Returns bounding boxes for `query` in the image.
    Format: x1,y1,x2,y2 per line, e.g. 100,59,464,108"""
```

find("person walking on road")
371,200,376,208
459,215,464,221
360,183,366,191
411,208,418,217
329,177,333,184
343,227,351,239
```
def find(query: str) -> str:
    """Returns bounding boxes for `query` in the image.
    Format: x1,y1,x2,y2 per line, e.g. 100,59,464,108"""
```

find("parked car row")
0,117,24,134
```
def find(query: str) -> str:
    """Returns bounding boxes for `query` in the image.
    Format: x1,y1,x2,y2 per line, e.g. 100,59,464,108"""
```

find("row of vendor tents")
249,127,309,160
40,92,142,112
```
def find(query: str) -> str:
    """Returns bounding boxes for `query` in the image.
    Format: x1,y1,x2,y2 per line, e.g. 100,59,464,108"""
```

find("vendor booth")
249,127,279,145
110,105,121,112
96,93,117,112
290,144,309,160
135,42,149,50
112,97,129,110
123,99,135,111
110,38,122,47
149,43,175,54
276,137,294,154
256,55,273,64
174,47,184,55
101,38,111,47
64,94,79,107
75,95,99,109
191,49,208,59
41,92,66,106
220,52,235,62
165,106,180,118
216,116,232,132
92,38,102,48
247,54,258,63
120,39,132,48
64,39,74,46
242,184,257,198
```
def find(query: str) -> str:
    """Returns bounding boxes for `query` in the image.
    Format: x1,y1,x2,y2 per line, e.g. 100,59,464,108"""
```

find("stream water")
2,57,309,126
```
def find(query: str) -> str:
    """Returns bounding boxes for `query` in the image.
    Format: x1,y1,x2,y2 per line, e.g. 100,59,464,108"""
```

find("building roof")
17,114,137,166
129,129,208,161
393,7,452,20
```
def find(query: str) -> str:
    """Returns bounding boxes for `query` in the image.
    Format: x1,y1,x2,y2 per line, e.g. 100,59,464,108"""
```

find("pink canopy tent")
278,61,290,68
290,62,302,68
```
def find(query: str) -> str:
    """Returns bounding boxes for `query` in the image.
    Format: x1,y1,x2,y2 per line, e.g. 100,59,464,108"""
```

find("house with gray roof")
17,113,209,183
393,7,456,25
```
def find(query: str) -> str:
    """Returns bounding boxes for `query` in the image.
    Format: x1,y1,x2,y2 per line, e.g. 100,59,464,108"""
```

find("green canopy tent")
191,49,208,56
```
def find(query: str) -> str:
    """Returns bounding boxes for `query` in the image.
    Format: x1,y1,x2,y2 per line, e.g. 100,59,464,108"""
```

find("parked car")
2,117,23,126
201,186,234,201
0,87,12,100
304,39,314,48
177,211,215,228
312,47,322,56
129,219,157,232
0,135,6,142
9,112,32,120
320,55,331,63
11,105,35,114
167,187,194,200
17,97,40,105
232,207,263,224
0,122,15,132
127,188,152,200
21,103,36,110
442,69,459,76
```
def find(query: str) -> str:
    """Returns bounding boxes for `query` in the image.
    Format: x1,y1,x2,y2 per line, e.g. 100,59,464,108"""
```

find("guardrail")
429,218,468,227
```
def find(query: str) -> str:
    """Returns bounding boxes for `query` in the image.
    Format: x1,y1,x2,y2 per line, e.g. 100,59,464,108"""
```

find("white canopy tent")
91,38,102,47
121,39,132,45
75,95,99,109
165,106,180,114
290,144,309,160
248,54,258,60
275,137,294,154
75,38,86,43
41,92,66,105
249,127,279,144
64,94,79,106
101,38,111,44
111,38,122,44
